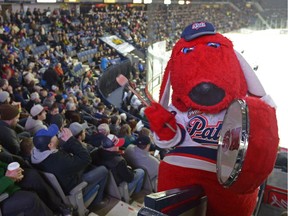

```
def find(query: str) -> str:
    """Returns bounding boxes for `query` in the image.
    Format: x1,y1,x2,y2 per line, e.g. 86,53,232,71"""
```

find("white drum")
217,99,249,187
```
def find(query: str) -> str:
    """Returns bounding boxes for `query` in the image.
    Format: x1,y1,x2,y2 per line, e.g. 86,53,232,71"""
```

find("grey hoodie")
25,116,47,135
31,147,58,164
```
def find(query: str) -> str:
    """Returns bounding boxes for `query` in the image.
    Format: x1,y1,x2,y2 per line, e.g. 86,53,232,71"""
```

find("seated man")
97,134,145,195
25,91,41,114
123,135,160,191
109,115,121,136
30,124,108,206
25,104,47,135
69,121,95,152
45,102,60,125
0,104,23,155
85,123,110,148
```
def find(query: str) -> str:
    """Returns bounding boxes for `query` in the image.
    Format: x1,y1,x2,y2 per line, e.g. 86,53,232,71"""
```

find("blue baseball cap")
33,124,59,152
181,21,216,41
62,94,68,100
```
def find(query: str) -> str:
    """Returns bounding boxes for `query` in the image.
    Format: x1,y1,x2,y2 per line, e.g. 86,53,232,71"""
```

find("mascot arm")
230,96,279,194
145,102,178,141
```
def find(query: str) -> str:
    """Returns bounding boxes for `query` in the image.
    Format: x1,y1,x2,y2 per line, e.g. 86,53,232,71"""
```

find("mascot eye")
181,47,194,54
207,42,220,48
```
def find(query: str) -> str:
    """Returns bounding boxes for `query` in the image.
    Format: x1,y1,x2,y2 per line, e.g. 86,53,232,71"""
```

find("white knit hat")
0,91,9,103
30,104,45,117
30,92,40,101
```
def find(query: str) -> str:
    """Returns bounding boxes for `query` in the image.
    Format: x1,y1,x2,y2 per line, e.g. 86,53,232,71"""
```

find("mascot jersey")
151,105,260,216
155,104,226,173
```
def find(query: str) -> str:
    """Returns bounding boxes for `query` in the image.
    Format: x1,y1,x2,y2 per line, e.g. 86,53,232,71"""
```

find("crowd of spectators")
0,4,159,215
146,1,286,50
0,2,286,215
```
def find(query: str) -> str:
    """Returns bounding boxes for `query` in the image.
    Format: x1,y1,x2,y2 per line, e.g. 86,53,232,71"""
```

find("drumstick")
116,74,150,106
116,74,176,133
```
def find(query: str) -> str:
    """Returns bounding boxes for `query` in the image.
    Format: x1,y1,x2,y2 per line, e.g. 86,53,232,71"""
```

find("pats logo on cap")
192,22,206,30
181,21,216,41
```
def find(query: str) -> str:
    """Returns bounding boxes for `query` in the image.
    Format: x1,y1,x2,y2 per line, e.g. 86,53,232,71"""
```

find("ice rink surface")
225,29,288,148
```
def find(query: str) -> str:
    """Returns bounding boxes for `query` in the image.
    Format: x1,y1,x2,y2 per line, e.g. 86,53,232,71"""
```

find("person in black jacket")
0,104,22,155
30,124,108,205
42,67,60,90
98,134,145,196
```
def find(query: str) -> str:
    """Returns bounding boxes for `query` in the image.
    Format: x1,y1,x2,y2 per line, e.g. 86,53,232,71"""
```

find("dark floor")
88,191,287,216
258,204,286,216
89,190,150,216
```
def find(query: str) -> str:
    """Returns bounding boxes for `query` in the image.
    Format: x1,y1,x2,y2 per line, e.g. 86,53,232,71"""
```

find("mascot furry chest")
144,22,279,216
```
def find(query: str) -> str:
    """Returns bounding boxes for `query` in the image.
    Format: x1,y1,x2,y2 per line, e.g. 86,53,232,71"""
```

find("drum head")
217,99,249,187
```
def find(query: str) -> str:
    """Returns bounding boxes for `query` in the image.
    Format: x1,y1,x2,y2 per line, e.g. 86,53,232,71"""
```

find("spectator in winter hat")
69,121,94,152
25,104,47,135
119,113,127,125
0,91,10,104
97,123,110,136
25,92,41,113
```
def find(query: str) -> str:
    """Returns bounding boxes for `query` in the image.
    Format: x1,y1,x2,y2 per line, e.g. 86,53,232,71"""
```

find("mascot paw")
145,102,177,140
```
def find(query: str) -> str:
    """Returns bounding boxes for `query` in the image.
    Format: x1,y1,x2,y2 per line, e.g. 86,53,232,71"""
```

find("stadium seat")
41,171,99,216
105,171,131,203
143,172,157,193
0,193,9,216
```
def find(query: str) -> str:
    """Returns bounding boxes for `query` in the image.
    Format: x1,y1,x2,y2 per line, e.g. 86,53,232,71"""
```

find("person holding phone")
123,135,160,192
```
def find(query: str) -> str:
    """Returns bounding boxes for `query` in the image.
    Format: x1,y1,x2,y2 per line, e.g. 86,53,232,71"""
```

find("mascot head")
159,21,266,113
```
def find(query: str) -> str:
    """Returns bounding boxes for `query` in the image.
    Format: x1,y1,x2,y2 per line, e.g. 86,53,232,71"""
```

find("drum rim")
216,99,250,187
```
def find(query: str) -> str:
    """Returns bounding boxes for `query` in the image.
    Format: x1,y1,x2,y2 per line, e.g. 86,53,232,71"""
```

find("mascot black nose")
189,82,225,106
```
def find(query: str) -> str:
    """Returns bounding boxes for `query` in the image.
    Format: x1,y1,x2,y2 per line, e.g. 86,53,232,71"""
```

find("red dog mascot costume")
144,21,279,216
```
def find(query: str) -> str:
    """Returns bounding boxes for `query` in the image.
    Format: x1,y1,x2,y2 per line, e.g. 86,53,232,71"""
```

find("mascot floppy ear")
235,51,266,97
235,51,276,108
159,60,172,109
